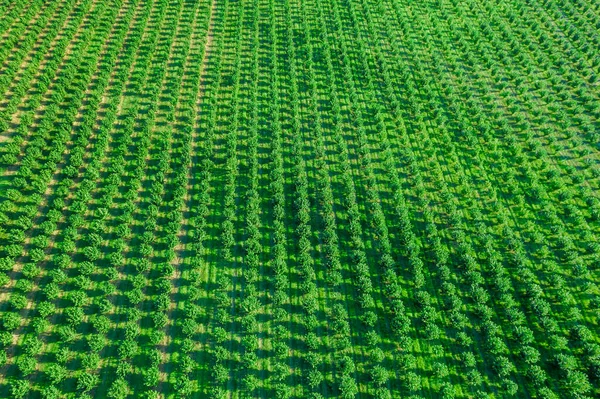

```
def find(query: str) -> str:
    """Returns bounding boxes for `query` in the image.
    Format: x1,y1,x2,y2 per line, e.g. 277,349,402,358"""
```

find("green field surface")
0,0,599,398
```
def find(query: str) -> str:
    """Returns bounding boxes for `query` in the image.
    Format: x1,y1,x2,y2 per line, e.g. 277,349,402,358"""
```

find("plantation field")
1,0,600,398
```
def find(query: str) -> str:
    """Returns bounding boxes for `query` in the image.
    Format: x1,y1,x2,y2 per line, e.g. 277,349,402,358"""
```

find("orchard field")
0,0,600,398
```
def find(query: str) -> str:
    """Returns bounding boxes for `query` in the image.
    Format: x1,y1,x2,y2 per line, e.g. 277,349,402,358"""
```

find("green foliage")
9,380,29,399
45,363,68,384
0,1,598,398
339,375,358,398
108,378,129,399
